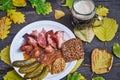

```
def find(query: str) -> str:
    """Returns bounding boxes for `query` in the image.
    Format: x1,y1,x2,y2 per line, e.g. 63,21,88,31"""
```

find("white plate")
10,20,77,80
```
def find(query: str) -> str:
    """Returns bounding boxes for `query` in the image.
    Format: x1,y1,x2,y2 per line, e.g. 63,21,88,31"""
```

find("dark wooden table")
0,0,120,80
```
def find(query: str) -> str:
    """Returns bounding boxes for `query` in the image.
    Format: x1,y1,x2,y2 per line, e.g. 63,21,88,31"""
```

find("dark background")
0,0,120,80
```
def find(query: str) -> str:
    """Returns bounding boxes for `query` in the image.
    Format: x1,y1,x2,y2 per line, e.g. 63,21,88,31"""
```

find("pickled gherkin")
32,66,50,80
12,58,36,67
24,64,45,79
19,62,40,73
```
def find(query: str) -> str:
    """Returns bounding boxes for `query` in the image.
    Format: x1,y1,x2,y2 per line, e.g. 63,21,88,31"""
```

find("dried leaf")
74,26,95,43
93,17,118,41
64,0,74,9
0,17,12,40
0,0,15,11
113,43,120,59
29,0,52,15
3,70,25,80
91,48,113,74
7,9,25,24
0,46,11,66
12,0,26,7
92,76,105,80
55,10,65,19
70,59,84,73
96,5,109,17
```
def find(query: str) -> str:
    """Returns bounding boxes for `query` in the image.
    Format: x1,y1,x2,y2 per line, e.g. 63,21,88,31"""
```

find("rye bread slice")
61,38,84,62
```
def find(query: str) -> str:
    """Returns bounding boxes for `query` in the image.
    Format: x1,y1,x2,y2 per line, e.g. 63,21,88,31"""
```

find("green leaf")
96,5,109,17
92,76,105,80
3,70,25,80
64,0,74,9
29,0,52,15
66,74,72,80
113,43,120,58
66,72,86,80
71,72,81,80
0,45,11,66
93,17,118,41
74,26,95,43
0,0,15,11
70,59,84,73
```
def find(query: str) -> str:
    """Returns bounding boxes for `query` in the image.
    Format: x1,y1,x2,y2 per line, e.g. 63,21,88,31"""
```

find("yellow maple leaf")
0,45,12,66
96,5,109,17
12,0,27,7
0,17,12,40
7,9,25,24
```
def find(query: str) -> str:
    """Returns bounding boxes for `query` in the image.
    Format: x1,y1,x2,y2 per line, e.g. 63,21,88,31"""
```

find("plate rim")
10,20,77,80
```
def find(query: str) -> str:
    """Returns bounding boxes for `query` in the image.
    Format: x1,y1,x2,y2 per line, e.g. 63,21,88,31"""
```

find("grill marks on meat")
61,38,84,62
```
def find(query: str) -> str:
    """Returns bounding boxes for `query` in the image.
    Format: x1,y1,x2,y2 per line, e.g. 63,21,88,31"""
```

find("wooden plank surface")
0,0,120,80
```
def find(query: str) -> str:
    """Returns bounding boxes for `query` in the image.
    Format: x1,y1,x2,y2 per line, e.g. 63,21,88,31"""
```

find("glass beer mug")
71,0,95,26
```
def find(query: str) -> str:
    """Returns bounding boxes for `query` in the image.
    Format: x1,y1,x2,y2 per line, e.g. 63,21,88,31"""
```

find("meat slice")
54,31,65,49
61,38,84,62
45,45,55,54
30,47,43,58
46,34,57,48
30,30,39,39
20,44,33,52
27,37,37,47
37,28,47,48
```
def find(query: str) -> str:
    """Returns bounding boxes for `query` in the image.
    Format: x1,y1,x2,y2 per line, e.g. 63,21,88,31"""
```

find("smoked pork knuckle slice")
61,38,84,62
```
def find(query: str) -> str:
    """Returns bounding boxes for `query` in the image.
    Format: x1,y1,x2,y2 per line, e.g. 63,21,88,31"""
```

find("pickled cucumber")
24,64,45,79
19,62,40,73
12,58,36,67
32,66,50,80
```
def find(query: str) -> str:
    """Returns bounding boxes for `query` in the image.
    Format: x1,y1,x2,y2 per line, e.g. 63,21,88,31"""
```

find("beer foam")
74,0,94,14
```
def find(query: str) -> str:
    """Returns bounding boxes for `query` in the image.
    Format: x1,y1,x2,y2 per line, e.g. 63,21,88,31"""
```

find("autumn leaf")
70,59,84,73
0,17,12,40
113,43,120,59
0,46,11,66
7,9,25,24
96,5,109,17
93,19,103,27
12,0,27,7
91,48,113,74
92,76,105,80
93,17,118,41
29,0,52,15
64,0,74,9
66,72,86,80
3,70,25,80
54,10,65,19
0,0,15,11
74,26,95,43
